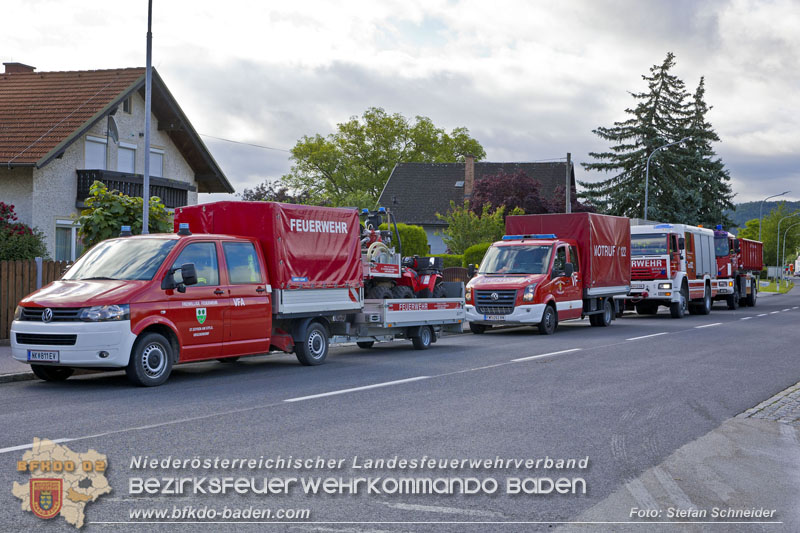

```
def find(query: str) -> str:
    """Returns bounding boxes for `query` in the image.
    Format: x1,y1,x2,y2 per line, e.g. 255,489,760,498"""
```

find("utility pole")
142,0,153,233
565,153,572,213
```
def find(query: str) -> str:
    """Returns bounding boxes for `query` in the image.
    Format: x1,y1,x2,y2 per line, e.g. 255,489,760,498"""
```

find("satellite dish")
107,115,119,144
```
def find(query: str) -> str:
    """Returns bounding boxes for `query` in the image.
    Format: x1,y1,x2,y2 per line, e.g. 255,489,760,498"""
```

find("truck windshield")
62,239,177,281
479,245,552,275
714,236,730,257
631,233,668,256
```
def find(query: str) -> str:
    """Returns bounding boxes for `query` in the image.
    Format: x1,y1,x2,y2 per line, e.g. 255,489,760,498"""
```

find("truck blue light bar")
502,234,557,240
653,224,673,229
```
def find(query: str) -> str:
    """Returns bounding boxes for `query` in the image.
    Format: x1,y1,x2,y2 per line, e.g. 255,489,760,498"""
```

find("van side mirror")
733,240,740,253
564,263,574,277
678,237,685,250
180,263,198,286
161,262,197,293
468,264,476,278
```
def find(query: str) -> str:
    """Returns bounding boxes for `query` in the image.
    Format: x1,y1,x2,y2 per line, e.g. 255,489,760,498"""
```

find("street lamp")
644,137,691,221
775,212,800,282
781,221,800,280
759,191,790,241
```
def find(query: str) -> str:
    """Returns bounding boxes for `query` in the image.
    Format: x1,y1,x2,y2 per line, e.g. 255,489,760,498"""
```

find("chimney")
464,154,475,199
3,62,36,74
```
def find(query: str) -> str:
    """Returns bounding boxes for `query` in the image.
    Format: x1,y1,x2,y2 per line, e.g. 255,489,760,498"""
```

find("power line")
199,133,291,153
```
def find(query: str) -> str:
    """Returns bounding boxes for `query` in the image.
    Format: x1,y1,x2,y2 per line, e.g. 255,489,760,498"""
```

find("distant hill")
726,201,800,233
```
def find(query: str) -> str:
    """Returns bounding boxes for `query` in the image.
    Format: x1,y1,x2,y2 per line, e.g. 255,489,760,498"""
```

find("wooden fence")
1,260,69,340
442,267,470,285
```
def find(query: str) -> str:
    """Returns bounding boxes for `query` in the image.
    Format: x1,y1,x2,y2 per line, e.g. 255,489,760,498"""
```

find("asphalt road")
1,291,798,532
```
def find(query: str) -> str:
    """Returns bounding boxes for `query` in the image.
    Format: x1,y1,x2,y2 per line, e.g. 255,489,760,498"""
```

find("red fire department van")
465,213,631,334
11,202,464,386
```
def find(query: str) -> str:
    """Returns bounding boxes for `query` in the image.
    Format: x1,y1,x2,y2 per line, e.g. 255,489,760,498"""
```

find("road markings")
0,438,74,455
770,311,780,315
758,313,767,317
626,478,660,511
653,467,695,509
782,308,791,312
793,306,798,310
695,323,722,329
377,502,504,518
283,376,430,403
740,317,753,320
626,332,668,341
511,348,581,362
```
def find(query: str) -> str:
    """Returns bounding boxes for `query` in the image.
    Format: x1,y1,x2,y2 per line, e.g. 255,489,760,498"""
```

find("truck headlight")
523,284,537,302
13,306,22,320
658,283,672,290
465,286,473,303
79,304,130,322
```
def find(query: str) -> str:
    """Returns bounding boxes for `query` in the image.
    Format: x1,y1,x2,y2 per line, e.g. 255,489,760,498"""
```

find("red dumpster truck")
465,213,631,335
10,201,464,386
713,226,763,308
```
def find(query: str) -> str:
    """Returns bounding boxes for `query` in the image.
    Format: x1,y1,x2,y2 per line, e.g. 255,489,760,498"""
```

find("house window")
55,221,84,262
150,148,164,177
118,143,136,173
84,136,107,169
122,96,132,113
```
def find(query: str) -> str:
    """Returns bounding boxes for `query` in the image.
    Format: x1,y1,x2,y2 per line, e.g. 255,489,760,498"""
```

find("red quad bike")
397,256,446,298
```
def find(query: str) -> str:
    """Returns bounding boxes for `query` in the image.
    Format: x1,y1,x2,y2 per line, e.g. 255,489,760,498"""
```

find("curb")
0,372,36,384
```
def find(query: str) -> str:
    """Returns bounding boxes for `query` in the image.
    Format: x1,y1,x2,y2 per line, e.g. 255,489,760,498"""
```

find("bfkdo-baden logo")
13,438,111,529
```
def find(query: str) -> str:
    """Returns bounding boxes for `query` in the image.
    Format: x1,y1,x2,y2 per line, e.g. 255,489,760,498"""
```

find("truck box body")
175,202,362,290
505,213,631,296
739,239,763,272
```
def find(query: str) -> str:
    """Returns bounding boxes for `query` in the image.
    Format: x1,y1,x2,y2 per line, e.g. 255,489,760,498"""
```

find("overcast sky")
3,0,799,205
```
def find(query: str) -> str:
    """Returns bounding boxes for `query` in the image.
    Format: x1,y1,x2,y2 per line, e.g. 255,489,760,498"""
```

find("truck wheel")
670,285,688,319
432,282,447,298
590,300,613,327
469,323,488,334
411,325,433,350
295,322,329,365
126,332,174,387
537,305,557,335
746,282,757,307
367,285,392,299
30,365,74,382
356,341,375,349
696,285,712,315
391,285,414,299
726,286,740,310
636,302,657,315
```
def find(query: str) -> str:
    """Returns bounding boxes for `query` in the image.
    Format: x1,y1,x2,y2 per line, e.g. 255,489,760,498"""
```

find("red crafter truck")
713,225,763,308
465,213,631,334
11,201,464,386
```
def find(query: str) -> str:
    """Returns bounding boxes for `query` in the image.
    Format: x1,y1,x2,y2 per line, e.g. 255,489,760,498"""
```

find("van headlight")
13,306,22,320
658,283,672,290
523,284,537,302
465,286,473,303
79,304,130,322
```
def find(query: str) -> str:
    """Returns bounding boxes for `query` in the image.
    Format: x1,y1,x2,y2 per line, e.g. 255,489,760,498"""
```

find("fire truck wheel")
367,285,392,299
590,299,613,327
356,341,375,349
411,326,433,350
295,322,329,365
30,364,74,382
126,332,174,387
670,285,689,319
538,305,557,335
746,283,757,307
391,285,415,299
432,282,447,299
726,286,740,310
696,285,712,315
469,323,488,334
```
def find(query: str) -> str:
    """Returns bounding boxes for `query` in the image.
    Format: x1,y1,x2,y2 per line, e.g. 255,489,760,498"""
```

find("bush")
435,201,521,255
463,242,493,268
0,201,49,260
431,254,464,268
379,222,428,257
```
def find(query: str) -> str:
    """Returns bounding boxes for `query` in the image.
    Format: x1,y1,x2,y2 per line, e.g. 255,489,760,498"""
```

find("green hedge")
431,254,464,268
379,223,428,257
463,242,493,268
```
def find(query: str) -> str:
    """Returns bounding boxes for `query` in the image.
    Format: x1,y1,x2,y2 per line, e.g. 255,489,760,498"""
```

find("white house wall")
424,226,447,254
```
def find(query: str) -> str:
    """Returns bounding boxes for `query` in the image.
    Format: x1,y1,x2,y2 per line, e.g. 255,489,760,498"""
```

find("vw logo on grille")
490,292,499,300
42,308,53,323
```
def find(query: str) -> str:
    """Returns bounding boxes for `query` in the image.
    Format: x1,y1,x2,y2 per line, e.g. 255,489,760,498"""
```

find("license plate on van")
27,350,59,363
484,315,506,321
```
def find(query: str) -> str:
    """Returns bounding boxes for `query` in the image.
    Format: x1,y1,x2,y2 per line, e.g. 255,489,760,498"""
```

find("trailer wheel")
670,284,688,319
295,322,329,365
356,341,375,349
469,323,487,334
30,365,74,382
746,282,757,307
590,299,613,327
411,325,433,350
126,332,174,387
537,305,557,335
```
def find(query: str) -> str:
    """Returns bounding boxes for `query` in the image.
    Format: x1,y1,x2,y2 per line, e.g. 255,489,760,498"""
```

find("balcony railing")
76,169,196,209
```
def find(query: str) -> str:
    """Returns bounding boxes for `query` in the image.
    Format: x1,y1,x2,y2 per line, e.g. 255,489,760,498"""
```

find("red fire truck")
713,226,763,308
465,213,631,334
10,202,464,386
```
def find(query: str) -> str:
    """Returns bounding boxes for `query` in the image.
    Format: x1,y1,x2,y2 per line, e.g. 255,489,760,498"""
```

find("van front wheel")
126,332,174,387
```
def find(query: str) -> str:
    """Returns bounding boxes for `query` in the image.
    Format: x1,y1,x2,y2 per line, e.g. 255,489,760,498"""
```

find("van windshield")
631,233,668,256
479,245,552,275
62,239,177,281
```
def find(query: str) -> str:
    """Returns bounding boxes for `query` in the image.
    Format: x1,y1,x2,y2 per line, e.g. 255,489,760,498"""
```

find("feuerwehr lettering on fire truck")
289,218,349,233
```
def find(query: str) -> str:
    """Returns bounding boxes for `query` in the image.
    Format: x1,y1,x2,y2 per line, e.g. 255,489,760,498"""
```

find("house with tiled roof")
0,61,232,261
378,155,575,253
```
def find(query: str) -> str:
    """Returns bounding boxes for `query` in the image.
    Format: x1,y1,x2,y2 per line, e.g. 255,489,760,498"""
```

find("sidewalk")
0,344,35,382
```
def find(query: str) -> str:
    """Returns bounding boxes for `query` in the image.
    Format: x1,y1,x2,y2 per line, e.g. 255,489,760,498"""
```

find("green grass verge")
760,280,795,293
